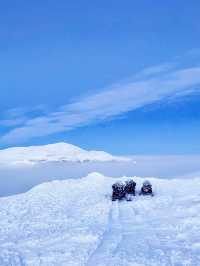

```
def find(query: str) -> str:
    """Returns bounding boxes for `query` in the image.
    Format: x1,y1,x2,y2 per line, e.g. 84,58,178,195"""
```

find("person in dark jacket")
112,182,125,201
124,179,136,201
124,180,136,201
139,180,154,196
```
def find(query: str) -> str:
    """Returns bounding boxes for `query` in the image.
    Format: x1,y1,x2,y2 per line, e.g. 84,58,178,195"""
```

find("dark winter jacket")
112,183,126,200
124,182,136,195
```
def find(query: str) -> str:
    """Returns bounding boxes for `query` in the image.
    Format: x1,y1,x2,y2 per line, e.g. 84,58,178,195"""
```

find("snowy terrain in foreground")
0,173,200,265
0,143,130,166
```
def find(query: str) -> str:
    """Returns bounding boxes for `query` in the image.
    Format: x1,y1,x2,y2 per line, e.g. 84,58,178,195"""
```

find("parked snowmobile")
112,182,126,201
139,180,154,196
124,180,136,201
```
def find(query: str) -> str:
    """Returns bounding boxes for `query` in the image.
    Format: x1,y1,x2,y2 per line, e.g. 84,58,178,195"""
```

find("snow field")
0,173,200,265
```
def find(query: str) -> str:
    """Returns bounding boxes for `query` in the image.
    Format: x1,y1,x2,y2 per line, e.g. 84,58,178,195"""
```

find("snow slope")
0,173,200,266
0,143,130,166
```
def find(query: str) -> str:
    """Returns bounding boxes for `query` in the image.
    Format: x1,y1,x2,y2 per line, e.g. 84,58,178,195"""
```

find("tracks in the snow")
86,200,143,266
86,201,123,266
86,198,169,266
87,197,189,266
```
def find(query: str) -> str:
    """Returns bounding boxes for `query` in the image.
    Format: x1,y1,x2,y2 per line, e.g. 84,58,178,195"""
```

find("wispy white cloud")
1,64,200,145
0,105,48,128
134,62,177,79
0,117,26,127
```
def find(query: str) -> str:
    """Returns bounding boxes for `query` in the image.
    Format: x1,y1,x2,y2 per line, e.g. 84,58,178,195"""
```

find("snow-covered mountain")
0,142,131,166
0,172,200,265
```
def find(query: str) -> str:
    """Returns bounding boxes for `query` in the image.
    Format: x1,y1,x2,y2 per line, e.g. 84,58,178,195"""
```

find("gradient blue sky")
0,0,200,154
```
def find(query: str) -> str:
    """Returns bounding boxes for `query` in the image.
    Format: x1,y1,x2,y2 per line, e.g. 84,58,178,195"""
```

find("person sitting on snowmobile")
124,180,136,196
112,182,125,201
124,179,136,201
139,180,154,196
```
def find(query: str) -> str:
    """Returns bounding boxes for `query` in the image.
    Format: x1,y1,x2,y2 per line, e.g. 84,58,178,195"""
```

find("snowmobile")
124,180,136,201
139,180,154,196
112,182,126,201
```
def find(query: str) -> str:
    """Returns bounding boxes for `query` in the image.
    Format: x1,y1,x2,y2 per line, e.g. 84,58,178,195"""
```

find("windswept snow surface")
0,143,130,166
0,173,200,265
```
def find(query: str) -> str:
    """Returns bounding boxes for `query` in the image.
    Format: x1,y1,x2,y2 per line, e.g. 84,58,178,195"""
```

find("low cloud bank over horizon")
0,154,200,196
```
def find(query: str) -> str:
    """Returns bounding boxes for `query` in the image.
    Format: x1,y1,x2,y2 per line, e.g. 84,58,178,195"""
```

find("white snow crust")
0,172,200,265
0,143,130,166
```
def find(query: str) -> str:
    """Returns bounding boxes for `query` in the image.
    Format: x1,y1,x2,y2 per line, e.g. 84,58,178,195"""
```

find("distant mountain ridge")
0,142,131,166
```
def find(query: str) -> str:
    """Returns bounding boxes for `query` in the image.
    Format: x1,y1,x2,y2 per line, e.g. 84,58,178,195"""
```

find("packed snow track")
0,173,200,266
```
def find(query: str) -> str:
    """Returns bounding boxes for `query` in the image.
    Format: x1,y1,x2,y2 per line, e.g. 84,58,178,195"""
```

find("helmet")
125,180,136,186
112,181,124,190
143,180,152,187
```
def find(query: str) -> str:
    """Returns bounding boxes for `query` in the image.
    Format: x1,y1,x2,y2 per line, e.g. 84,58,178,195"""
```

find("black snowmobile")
139,180,154,196
124,180,136,201
112,182,126,201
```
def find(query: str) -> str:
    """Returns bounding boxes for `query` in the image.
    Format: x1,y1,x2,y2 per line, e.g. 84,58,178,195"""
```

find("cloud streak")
1,64,200,145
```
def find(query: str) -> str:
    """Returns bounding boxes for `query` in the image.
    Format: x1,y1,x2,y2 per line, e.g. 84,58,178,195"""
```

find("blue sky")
0,0,200,154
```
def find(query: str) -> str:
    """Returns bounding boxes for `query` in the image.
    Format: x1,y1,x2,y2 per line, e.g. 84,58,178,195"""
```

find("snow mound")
0,142,131,166
0,173,200,265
